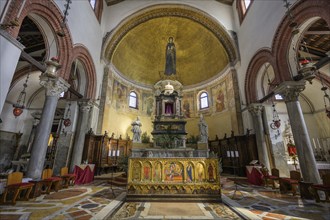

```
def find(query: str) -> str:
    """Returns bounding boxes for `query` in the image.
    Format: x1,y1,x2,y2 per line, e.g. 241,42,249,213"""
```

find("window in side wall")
237,0,253,24
200,92,209,110
89,0,96,9
88,0,103,22
244,0,251,9
129,91,138,109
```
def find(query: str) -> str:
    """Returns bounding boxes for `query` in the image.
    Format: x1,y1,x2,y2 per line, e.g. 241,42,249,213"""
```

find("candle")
312,138,317,149
317,138,321,149
117,150,120,157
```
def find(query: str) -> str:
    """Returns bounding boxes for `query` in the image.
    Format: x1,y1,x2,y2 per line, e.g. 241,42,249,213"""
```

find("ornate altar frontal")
127,157,221,201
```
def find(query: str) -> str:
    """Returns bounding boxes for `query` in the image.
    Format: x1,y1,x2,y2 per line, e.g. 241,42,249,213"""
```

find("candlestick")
312,138,317,149
317,138,321,149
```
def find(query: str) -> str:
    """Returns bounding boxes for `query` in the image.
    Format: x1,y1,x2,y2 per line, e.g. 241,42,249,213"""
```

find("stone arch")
71,45,97,99
272,0,330,81
245,49,276,104
3,0,74,79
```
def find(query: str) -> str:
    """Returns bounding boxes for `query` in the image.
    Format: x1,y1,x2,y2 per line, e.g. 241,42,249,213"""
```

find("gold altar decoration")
127,158,221,196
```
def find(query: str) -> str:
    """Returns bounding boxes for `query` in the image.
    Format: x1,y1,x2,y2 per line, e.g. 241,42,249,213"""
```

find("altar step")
126,194,222,202
108,175,127,186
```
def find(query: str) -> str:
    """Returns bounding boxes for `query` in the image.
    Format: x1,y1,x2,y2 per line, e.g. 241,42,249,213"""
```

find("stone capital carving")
248,104,264,117
78,100,94,112
274,81,305,103
39,76,70,98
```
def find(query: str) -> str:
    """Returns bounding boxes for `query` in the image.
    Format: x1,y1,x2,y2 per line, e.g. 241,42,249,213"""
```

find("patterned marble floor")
110,201,242,220
1,175,329,220
220,177,330,220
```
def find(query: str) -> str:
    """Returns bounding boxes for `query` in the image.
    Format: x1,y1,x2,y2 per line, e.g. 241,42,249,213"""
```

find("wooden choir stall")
208,134,258,177
82,132,132,176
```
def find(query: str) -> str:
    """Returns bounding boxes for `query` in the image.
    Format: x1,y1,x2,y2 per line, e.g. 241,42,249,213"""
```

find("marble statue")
199,114,208,143
131,116,142,143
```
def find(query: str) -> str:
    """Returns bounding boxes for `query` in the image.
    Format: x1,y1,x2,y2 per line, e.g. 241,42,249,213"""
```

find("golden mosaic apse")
110,16,230,86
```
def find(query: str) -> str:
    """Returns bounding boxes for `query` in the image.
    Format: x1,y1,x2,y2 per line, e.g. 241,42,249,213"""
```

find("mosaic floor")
221,176,330,220
0,174,329,220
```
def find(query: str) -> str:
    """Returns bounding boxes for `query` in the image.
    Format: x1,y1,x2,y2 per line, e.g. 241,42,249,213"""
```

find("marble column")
70,100,93,171
248,104,271,171
275,81,321,183
26,76,70,179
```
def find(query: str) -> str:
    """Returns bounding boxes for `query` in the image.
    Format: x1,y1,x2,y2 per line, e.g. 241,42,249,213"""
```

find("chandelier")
319,75,330,119
56,0,72,37
263,63,281,130
270,102,281,130
63,102,72,127
296,40,316,83
13,65,32,117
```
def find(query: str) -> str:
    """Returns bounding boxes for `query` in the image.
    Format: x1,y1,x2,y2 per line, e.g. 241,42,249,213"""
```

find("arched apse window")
89,0,103,22
199,92,209,110
129,91,138,109
237,0,253,24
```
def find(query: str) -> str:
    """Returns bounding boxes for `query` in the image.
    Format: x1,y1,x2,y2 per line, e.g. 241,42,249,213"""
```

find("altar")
127,79,220,201
127,157,221,201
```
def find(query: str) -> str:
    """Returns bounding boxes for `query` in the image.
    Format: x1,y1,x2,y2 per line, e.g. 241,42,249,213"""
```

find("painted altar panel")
128,158,221,195
164,161,183,182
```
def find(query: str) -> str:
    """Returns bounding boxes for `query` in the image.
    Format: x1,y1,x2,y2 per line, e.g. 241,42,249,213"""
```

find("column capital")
248,103,264,116
39,76,70,98
274,81,305,102
78,100,94,112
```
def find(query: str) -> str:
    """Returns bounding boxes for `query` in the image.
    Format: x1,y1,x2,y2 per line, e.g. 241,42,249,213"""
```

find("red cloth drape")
246,166,263,186
287,144,297,156
73,165,95,185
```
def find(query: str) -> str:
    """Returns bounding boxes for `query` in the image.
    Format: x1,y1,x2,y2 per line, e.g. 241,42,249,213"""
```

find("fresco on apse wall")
142,93,154,116
226,73,236,109
112,80,128,110
106,78,113,105
211,81,227,113
182,92,195,118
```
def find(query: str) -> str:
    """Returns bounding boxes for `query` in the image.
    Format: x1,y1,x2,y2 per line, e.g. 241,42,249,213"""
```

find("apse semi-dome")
103,5,237,87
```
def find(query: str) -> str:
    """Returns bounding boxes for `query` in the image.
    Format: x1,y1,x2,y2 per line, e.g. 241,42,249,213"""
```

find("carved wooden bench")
0,172,34,205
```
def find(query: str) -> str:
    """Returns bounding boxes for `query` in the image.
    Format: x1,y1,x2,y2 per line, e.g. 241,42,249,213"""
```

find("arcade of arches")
0,0,329,219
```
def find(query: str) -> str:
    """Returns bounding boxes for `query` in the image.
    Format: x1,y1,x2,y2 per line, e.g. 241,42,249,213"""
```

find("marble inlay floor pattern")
0,180,125,220
1,176,330,220
221,177,330,220
110,201,242,219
